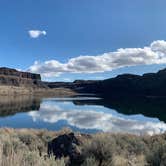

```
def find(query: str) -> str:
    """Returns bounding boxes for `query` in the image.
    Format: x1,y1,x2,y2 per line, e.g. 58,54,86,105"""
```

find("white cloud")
28,30,46,38
28,40,166,77
28,100,166,135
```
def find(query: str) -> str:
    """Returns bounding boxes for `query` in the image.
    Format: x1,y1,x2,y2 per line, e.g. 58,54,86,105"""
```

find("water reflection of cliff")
73,97,166,123
28,98,166,135
0,96,40,117
1,95,166,123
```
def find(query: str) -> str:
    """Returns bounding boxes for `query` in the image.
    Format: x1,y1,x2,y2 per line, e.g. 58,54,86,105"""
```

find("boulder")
48,133,82,165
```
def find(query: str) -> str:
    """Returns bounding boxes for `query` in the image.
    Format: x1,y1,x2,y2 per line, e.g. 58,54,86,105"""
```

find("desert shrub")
0,143,65,166
111,155,128,166
81,134,116,166
81,156,99,166
1,128,166,166
18,133,46,155
113,134,147,156
0,129,66,166
146,143,166,166
19,134,38,147
21,151,65,166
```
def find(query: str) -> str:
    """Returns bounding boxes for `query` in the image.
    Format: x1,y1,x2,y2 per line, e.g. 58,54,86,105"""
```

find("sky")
1,0,166,81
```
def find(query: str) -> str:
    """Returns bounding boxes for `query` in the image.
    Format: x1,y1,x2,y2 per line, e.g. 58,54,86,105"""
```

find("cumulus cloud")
28,40,166,77
28,30,46,38
28,99,166,135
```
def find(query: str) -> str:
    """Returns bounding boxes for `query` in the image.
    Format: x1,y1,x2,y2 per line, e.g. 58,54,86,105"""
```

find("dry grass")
0,128,72,166
0,128,166,166
0,85,76,97
80,133,166,166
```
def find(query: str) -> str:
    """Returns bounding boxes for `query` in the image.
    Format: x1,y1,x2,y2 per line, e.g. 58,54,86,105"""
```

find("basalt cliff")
0,67,75,96
0,67,45,87
1,67,166,98
46,67,166,98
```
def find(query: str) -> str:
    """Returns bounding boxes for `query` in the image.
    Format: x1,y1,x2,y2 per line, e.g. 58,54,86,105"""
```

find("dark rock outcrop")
48,133,82,165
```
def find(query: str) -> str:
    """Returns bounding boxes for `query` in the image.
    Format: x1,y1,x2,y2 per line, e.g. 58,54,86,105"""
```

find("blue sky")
1,0,166,81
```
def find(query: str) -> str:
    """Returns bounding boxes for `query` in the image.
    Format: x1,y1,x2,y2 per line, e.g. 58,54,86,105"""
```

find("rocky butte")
0,67,44,87
0,67,75,96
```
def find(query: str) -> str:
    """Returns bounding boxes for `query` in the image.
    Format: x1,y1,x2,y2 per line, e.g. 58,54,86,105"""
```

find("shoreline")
0,85,77,97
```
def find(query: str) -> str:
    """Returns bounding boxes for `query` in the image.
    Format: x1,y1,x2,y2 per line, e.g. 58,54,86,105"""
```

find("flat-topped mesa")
0,67,44,87
0,67,41,80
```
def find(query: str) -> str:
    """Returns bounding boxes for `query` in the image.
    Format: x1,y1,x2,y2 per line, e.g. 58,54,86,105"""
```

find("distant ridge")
98,67,166,97
46,67,166,97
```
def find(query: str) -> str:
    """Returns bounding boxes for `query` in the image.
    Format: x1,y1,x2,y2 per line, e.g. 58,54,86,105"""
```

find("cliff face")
46,67,166,97
45,80,101,93
0,67,45,87
98,68,166,97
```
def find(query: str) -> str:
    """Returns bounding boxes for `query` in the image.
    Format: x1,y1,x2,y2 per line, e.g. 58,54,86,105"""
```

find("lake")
0,95,166,135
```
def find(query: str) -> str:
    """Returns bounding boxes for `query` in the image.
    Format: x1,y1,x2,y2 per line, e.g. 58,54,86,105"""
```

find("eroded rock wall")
0,67,45,87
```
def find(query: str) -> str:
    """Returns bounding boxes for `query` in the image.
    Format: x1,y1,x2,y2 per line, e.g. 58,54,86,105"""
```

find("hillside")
46,67,166,98
99,68,166,97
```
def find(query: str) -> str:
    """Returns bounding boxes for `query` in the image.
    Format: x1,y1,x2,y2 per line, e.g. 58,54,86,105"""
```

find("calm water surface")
0,96,166,135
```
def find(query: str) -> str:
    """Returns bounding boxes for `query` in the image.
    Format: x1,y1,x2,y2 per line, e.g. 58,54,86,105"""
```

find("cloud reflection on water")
28,101,166,135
